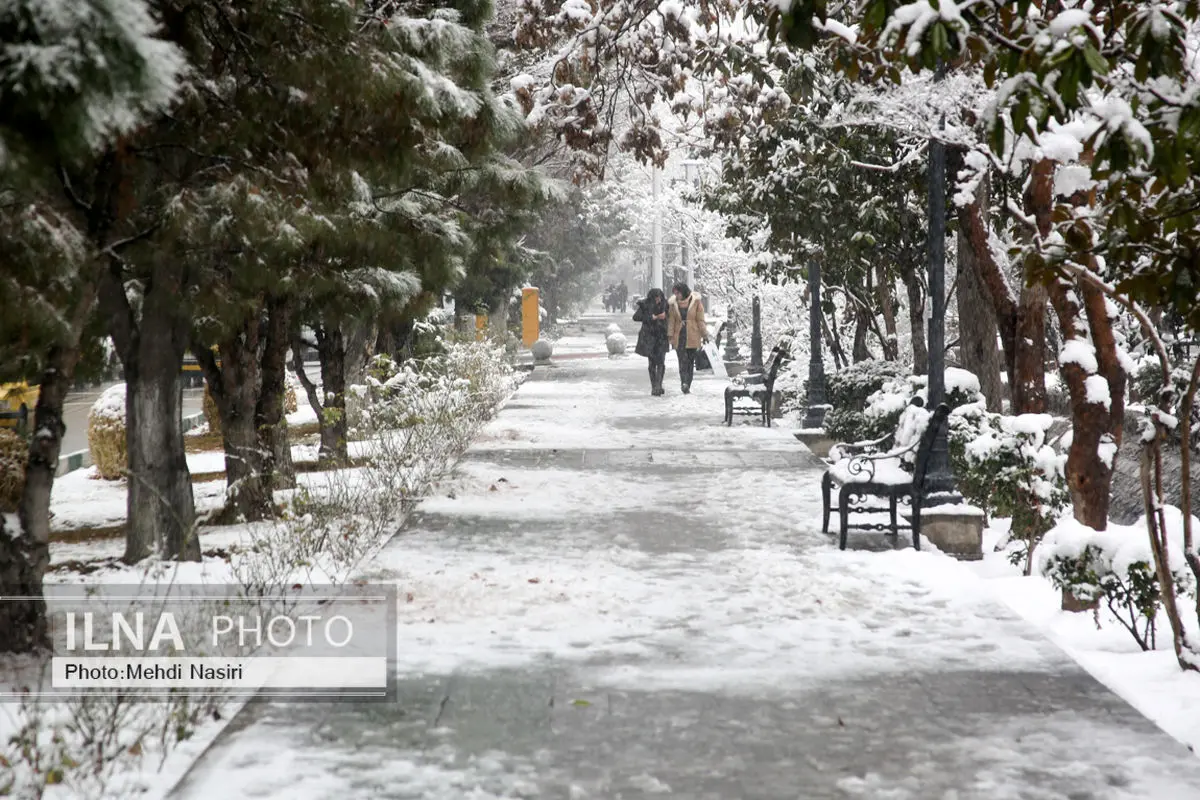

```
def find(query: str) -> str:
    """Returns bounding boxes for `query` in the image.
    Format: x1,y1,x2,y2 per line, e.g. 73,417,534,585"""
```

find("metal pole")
923,74,962,504
802,260,828,429
750,295,763,372
651,167,663,291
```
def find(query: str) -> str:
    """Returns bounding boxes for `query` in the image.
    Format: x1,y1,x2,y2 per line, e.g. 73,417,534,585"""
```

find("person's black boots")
648,365,658,396
653,363,665,395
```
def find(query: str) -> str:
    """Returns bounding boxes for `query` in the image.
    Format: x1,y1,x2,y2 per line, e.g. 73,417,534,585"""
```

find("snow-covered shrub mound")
824,360,908,443
825,361,983,444
88,383,127,480
606,332,627,356
202,384,221,435
0,428,25,511
1037,512,1195,650
606,323,622,335
949,408,1067,571
861,366,985,442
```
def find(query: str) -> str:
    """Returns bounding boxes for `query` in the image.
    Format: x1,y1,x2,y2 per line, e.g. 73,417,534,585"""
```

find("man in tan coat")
667,282,707,394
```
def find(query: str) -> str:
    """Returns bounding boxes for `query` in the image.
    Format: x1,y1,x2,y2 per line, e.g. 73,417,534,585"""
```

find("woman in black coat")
633,288,670,395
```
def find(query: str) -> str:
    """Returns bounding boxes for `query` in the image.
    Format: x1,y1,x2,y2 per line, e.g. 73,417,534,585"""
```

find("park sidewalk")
170,311,1200,799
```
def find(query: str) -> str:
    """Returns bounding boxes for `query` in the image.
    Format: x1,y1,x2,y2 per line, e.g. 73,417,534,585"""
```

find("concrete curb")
56,412,206,477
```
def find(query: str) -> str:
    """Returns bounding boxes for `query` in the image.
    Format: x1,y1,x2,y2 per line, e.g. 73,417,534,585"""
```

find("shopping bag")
694,346,712,371
701,341,727,378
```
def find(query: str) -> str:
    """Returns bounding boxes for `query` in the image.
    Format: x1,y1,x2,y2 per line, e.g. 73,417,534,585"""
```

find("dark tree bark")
851,304,871,363
103,258,198,563
0,515,48,652
956,225,1005,411
822,311,847,370
257,294,295,491
294,322,349,464
901,270,929,374
194,311,273,523
875,263,899,361
951,148,1047,413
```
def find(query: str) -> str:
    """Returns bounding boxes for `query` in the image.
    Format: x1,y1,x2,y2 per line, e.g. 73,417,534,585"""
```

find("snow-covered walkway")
171,312,1200,799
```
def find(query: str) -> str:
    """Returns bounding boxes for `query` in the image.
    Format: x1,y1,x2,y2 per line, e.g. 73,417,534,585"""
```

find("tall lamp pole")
923,69,962,505
749,295,764,373
802,260,828,429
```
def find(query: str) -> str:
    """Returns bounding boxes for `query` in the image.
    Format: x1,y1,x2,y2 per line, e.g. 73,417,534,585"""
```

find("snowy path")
170,313,1200,799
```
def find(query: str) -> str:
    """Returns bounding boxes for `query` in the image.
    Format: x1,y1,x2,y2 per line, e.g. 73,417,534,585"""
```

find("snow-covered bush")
87,384,127,480
606,332,627,356
1037,513,1196,651
0,428,25,511
254,340,518,590
950,408,1068,572
860,367,984,442
824,360,908,442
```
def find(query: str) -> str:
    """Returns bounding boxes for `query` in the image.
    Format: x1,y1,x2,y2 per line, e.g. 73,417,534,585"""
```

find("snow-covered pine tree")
0,0,185,652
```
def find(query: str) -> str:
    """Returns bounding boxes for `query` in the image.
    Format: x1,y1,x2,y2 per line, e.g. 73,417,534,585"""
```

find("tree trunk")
902,270,928,375
1013,284,1049,413
875,263,898,360
123,354,198,561
104,259,198,563
209,316,271,522
315,324,348,463
0,516,48,652
822,311,847,370
956,227,1004,411
343,318,376,388
851,305,871,363
258,294,295,491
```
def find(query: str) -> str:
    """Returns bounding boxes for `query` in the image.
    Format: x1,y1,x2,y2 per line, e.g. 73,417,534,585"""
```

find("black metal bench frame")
820,399,951,551
723,343,790,427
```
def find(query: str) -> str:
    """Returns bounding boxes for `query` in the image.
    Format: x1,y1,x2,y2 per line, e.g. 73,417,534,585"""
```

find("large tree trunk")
258,294,295,491
1049,280,1125,527
104,259,198,562
0,516,48,652
199,313,271,522
951,149,1047,413
956,228,1004,411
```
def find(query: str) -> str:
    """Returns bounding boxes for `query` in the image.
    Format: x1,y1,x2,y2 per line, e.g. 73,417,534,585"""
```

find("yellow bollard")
475,313,488,341
521,287,539,347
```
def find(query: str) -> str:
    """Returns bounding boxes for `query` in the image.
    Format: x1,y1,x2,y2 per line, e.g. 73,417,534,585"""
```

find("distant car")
0,382,38,432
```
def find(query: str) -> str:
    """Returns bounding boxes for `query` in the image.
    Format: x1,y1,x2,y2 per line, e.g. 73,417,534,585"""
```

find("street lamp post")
802,260,828,429
923,97,962,505
749,295,764,373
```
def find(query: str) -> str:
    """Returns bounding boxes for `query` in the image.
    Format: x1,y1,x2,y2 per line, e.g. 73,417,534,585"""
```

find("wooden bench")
723,342,790,427
820,398,951,551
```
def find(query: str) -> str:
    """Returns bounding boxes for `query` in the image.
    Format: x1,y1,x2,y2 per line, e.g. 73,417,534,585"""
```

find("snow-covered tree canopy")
0,0,184,170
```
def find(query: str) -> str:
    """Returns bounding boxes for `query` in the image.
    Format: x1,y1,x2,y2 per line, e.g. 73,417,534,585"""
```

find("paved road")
169,312,1200,799
59,384,205,455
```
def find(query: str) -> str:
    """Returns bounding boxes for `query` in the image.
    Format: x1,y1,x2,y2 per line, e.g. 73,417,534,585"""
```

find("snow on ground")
972,520,1200,755
169,310,1200,800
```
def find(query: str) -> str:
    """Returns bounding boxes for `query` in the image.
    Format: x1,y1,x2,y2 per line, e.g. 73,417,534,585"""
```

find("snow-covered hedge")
823,360,908,442
825,361,984,444
0,428,25,511
862,366,984,441
949,407,1068,571
87,383,127,480
1037,513,1196,651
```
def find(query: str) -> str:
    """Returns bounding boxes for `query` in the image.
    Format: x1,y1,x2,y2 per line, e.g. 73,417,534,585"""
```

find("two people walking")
633,282,707,396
